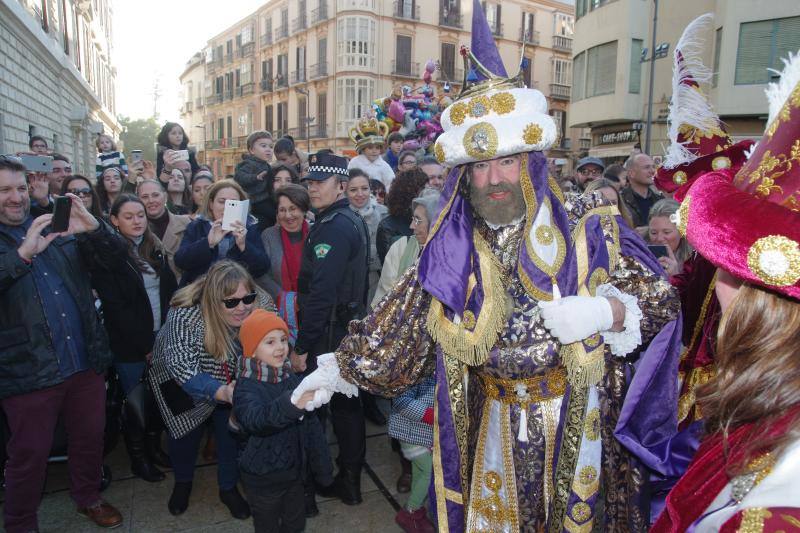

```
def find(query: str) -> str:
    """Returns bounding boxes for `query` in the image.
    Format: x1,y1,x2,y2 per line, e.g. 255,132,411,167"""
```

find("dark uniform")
296,196,369,493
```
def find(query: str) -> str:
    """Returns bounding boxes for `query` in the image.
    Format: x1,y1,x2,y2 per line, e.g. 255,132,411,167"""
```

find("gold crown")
458,45,526,99
349,116,389,151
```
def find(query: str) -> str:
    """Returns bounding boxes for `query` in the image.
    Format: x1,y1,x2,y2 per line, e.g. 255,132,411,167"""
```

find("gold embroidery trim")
478,367,568,405
541,399,560,521
738,507,771,533
746,235,800,287
489,91,516,115
523,123,543,145
463,122,499,161
427,233,507,366
432,391,451,530
445,355,470,499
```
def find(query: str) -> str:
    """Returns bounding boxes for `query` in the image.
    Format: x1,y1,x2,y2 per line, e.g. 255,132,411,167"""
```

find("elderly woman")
175,179,269,286
648,198,692,275
375,169,428,264
347,168,388,302
137,179,191,280
149,261,274,519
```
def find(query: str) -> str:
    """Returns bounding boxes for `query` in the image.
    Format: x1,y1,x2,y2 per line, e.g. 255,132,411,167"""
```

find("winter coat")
376,214,413,264
82,230,178,363
174,216,269,286
0,219,112,400
234,154,276,227
233,369,333,485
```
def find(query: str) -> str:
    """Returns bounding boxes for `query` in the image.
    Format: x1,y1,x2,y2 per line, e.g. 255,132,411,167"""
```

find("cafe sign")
597,129,638,145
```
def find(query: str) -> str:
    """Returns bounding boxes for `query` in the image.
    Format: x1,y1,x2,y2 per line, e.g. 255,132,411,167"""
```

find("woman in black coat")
83,193,178,483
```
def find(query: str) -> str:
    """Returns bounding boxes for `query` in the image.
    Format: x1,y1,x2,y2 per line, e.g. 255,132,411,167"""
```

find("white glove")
538,295,614,345
303,388,333,412
317,353,359,398
290,353,359,408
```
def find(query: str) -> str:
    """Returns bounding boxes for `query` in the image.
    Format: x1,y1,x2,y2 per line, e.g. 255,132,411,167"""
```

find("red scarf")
280,221,308,292
651,406,800,532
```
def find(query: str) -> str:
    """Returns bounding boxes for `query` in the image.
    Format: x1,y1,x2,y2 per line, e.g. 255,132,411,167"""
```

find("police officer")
292,152,369,506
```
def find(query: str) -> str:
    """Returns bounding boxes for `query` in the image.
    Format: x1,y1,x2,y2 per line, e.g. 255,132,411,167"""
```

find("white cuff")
317,353,359,398
595,284,643,357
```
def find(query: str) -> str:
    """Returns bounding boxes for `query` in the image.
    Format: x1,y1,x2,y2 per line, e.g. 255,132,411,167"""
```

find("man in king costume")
294,3,683,530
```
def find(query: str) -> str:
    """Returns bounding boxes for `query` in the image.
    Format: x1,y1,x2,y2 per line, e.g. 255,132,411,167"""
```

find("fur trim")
766,51,800,126
664,13,717,169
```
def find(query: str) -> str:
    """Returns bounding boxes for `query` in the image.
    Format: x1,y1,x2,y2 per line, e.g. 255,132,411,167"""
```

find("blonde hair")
583,178,635,228
95,133,117,152
648,198,693,264
200,179,248,220
698,283,800,473
170,260,256,360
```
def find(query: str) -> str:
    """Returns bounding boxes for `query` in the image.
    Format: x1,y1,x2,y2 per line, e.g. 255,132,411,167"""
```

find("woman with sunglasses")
82,194,178,483
149,260,274,519
61,175,104,219
174,179,269,286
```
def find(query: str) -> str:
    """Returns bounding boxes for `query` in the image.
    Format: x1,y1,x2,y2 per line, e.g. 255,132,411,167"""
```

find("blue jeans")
115,361,147,396
167,406,239,490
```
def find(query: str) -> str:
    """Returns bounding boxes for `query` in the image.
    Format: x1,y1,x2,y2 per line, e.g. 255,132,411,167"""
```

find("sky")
113,0,257,121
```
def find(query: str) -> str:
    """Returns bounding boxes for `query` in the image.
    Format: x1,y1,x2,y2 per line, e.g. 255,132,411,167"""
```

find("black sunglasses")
222,292,257,309
68,187,92,196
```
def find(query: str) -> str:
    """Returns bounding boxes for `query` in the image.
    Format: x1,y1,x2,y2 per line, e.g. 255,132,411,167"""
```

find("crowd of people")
2,9,799,533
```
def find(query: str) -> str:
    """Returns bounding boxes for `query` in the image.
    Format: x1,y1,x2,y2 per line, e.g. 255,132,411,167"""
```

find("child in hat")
233,309,333,532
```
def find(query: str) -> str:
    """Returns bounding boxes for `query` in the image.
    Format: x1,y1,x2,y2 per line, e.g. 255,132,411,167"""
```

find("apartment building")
179,52,207,163
569,0,800,164
0,0,120,175
181,0,577,178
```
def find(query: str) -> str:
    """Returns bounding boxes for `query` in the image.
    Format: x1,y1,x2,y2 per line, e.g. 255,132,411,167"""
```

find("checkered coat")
387,375,435,448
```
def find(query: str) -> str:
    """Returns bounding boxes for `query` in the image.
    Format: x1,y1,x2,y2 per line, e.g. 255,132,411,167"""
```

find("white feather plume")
663,13,718,169
765,50,800,126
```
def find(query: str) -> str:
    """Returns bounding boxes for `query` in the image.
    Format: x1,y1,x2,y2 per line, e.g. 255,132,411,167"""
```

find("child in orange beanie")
233,309,333,532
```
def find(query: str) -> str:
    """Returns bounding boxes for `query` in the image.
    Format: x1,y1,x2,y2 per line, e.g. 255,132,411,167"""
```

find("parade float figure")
294,3,683,531
652,50,800,532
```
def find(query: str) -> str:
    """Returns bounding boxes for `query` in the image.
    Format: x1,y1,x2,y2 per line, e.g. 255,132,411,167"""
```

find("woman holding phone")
61,175,104,220
155,122,199,176
647,198,692,276
174,179,268,286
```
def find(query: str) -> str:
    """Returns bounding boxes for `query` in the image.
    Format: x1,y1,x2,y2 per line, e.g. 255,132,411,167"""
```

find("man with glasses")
574,156,605,191
292,151,369,509
396,150,418,174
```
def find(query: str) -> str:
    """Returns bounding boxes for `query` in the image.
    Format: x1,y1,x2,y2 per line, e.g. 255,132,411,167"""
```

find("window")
241,25,253,44
277,102,288,135
482,2,501,35
217,118,224,139
577,0,614,19
226,40,233,56
317,93,327,130
337,16,376,69
712,28,722,87
395,35,412,75
629,39,643,93
262,59,273,80
298,98,308,138
296,46,306,75
572,52,585,101
554,13,574,37
552,58,571,85
227,116,233,139
337,0,376,9
576,0,586,18
318,37,327,64
572,41,617,99
265,105,274,133
522,12,535,42
336,77,375,136
522,56,533,88
241,63,252,85
551,109,566,142
441,43,456,81
735,16,800,85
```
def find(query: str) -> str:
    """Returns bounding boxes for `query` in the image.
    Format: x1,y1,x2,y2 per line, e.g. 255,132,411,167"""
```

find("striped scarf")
238,355,292,383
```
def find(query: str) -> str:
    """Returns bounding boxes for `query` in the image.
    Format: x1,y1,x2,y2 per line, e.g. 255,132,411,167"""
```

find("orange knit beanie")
239,309,289,357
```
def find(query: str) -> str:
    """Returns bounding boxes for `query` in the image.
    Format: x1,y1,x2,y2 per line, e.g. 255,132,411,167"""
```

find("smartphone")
20,154,53,173
174,150,190,162
648,244,669,259
51,196,71,233
130,150,143,164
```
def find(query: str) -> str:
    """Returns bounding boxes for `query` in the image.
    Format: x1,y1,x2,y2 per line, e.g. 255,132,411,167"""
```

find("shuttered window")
441,43,456,81
712,28,722,87
629,39,642,94
396,35,412,75
735,16,800,85
586,40,617,97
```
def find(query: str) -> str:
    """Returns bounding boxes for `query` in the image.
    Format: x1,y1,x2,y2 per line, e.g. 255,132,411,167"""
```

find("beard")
469,179,526,226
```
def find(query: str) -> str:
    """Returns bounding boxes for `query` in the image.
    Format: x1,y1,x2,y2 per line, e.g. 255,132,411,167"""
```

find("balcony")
549,83,571,101
491,23,503,38
261,32,273,47
209,93,224,105
239,41,255,58
553,35,573,53
391,60,419,78
309,62,328,79
205,139,223,151
276,24,289,41
195,97,204,109
520,28,540,45
291,15,307,34
260,79,274,92
236,82,255,97
392,1,419,20
224,89,234,100
287,123,328,140
275,74,289,89
290,70,307,85
310,5,328,25
437,67,464,83
439,12,462,29
207,58,221,74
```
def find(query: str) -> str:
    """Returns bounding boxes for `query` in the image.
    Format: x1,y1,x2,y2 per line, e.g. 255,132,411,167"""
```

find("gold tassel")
560,343,605,388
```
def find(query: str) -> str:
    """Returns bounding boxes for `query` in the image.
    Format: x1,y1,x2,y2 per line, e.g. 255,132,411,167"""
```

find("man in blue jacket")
0,156,122,532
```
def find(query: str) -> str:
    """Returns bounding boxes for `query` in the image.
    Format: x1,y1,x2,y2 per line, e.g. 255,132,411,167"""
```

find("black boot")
122,407,165,483
219,486,251,519
144,428,171,469
321,468,362,505
168,481,192,515
304,484,319,517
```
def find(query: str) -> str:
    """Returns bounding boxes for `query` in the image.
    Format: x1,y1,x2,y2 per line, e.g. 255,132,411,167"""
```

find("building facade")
183,0,577,178
179,52,207,163
0,0,120,175
569,0,800,165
